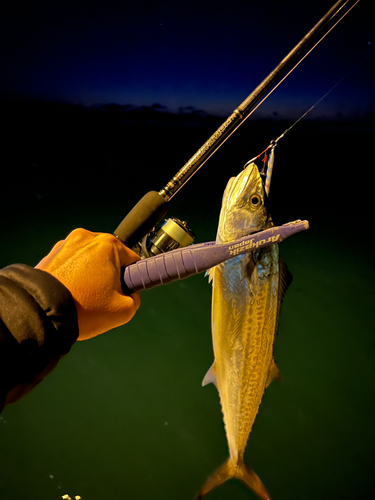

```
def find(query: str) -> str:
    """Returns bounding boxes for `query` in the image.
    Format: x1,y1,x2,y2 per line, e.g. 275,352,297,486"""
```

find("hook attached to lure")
244,139,276,198
262,140,276,197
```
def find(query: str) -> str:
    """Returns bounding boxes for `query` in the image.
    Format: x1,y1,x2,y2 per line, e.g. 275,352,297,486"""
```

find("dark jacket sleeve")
0,264,79,412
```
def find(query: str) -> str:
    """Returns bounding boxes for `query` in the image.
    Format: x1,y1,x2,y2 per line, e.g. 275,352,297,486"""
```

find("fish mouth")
230,168,255,201
218,162,271,244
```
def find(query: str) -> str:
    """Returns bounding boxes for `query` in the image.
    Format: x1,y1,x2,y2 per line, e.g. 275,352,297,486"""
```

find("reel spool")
139,217,195,258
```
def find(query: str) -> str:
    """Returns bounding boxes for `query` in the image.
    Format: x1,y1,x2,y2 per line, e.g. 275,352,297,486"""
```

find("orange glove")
35,228,141,340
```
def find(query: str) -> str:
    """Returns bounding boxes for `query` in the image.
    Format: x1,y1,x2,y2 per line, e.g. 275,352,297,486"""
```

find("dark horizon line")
1,89,374,125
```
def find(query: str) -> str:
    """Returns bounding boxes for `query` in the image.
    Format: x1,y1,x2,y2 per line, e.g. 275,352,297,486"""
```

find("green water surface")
1,105,374,500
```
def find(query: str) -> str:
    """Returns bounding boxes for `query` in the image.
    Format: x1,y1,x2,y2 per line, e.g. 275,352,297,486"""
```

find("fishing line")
156,0,361,206
244,0,362,168
245,0,361,124
248,33,374,196
273,44,375,145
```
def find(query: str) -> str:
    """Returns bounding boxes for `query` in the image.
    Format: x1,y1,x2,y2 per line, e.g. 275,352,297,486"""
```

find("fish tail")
197,458,271,500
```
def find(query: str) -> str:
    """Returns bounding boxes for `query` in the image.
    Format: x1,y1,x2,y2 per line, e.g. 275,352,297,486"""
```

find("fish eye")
250,195,261,207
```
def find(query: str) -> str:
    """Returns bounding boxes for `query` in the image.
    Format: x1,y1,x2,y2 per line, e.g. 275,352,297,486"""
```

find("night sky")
1,0,374,119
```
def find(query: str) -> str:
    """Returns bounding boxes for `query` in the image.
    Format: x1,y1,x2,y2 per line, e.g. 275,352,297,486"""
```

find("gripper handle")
123,220,309,294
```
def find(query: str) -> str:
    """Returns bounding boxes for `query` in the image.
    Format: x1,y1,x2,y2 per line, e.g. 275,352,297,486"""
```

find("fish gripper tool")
122,220,309,294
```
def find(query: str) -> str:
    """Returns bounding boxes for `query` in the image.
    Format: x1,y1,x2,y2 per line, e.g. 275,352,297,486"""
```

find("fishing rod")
114,0,360,254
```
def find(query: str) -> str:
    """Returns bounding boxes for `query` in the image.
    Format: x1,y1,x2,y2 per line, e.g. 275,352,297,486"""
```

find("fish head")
217,162,270,243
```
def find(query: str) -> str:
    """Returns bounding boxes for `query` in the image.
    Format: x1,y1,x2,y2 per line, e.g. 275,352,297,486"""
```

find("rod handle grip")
114,191,168,248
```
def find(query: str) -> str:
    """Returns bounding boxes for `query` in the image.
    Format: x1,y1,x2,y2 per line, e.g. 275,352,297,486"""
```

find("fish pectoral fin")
202,361,218,389
279,259,293,299
197,458,271,500
266,358,283,388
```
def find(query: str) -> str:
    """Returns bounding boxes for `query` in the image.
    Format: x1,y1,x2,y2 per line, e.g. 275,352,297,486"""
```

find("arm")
0,264,79,410
0,228,140,411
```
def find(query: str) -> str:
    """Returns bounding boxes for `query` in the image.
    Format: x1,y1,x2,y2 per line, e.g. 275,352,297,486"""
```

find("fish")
198,162,292,500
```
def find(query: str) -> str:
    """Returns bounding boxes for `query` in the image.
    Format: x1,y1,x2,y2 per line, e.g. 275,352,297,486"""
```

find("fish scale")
199,163,291,500
218,254,273,453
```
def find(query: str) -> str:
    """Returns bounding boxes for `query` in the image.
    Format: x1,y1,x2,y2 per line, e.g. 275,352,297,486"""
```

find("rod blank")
159,0,358,202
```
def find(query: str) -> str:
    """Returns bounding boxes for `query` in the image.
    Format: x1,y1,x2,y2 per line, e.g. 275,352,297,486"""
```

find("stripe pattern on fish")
198,162,292,500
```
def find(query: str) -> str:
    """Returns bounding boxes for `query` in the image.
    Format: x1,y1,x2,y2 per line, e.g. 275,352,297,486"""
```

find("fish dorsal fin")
202,361,218,389
266,358,283,388
279,259,293,299
206,268,215,284
206,263,224,285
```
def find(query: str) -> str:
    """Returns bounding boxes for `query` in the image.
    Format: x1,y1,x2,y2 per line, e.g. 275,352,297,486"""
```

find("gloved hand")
35,228,141,340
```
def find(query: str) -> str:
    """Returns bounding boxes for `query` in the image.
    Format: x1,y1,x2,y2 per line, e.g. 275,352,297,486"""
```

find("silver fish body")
199,163,291,500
